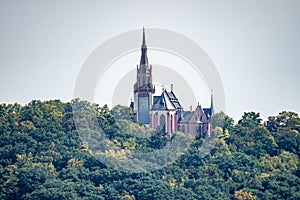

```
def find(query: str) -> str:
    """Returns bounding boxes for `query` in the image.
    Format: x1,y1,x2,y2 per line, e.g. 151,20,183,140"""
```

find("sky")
0,0,299,121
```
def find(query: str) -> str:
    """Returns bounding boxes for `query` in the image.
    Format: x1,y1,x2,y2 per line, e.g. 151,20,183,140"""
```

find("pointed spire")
140,27,149,68
210,90,214,116
142,26,147,47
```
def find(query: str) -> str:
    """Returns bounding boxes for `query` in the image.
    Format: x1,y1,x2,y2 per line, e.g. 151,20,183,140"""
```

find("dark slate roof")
153,96,161,104
203,108,212,118
166,91,182,110
151,93,166,110
151,90,177,111
167,92,175,99
180,111,194,123
173,102,181,109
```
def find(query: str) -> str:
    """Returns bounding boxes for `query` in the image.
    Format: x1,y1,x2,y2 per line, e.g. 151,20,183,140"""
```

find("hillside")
0,99,299,199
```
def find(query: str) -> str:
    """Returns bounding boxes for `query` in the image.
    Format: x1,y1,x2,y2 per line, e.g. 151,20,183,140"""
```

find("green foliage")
266,111,300,132
273,129,300,155
238,112,262,129
212,111,234,132
0,100,299,199
111,105,133,121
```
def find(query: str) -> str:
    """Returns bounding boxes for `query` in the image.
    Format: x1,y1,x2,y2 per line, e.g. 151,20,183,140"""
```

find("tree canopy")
0,100,299,199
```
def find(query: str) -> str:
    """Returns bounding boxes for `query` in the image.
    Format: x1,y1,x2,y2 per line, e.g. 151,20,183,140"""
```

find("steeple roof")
142,27,147,47
140,27,149,68
210,90,214,116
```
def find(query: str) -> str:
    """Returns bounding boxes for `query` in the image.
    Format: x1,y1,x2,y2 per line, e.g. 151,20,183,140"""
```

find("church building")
131,28,213,137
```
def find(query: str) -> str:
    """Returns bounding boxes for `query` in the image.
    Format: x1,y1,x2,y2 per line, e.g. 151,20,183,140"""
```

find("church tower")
133,27,155,124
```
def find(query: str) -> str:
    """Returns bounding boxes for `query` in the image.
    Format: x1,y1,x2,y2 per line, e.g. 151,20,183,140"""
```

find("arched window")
170,114,173,133
142,77,145,85
182,125,185,133
160,115,166,130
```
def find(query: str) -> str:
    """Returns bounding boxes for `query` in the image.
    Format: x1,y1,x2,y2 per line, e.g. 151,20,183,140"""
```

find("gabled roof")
151,90,178,111
179,105,212,123
166,91,182,110
163,91,176,110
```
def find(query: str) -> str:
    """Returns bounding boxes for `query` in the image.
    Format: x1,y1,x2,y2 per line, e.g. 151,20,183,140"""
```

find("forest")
0,99,299,199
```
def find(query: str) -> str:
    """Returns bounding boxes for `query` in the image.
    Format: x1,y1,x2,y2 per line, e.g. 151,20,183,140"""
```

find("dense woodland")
0,99,299,199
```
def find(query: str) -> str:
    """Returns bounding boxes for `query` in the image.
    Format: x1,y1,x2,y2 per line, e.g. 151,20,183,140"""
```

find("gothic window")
155,112,158,128
170,114,173,133
160,115,166,129
142,77,145,85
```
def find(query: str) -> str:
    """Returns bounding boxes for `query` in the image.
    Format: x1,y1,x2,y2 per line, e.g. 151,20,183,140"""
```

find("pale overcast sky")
0,0,299,121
